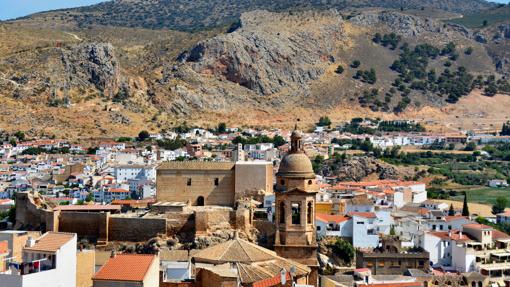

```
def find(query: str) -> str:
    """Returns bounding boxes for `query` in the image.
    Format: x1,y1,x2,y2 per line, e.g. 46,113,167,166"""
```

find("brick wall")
58,212,109,242
108,216,167,242
156,169,236,207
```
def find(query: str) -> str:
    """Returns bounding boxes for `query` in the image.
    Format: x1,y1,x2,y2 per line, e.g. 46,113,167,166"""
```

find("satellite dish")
280,268,287,285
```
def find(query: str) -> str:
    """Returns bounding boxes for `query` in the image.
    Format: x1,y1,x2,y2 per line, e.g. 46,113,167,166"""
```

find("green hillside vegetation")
19,0,495,31
447,4,510,28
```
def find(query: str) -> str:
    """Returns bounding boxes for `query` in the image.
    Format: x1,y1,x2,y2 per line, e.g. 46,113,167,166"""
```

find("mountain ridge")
16,0,496,31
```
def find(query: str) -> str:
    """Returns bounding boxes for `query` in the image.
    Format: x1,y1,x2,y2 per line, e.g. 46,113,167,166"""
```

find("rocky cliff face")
64,43,121,95
179,10,343,96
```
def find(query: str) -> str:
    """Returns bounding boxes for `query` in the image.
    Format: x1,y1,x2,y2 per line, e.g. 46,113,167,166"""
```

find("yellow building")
156,161,273,207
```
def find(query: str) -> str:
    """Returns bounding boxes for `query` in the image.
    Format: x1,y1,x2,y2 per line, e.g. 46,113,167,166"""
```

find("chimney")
25,237,36,248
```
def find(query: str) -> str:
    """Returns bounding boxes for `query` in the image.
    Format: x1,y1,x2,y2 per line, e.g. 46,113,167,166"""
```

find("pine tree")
448,204,455,216
462,193,470,216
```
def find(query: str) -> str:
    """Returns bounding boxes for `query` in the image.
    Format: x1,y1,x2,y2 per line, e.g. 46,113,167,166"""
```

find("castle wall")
58,212,109,242
108,216,167,242
156,169,235,206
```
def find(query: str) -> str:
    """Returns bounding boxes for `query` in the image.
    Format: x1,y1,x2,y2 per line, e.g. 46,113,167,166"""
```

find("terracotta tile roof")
316,213,350,224
193,236,310,284
24,232,75,253
348,212,377,219
492,229,510,240
497,211,510,217
158,161,235,171
445,216,468,222
462,223,493,230
0,240,8,254
357,282,422,287
93,254,156,282
53,205,121,212
429,231,451,240
108,188,129,193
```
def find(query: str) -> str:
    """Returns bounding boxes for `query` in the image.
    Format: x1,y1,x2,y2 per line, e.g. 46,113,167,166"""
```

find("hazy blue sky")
0,0,106,20
0,0,509,20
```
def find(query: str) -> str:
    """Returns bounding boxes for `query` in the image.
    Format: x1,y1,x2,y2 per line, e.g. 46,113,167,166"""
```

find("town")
0,118,509,287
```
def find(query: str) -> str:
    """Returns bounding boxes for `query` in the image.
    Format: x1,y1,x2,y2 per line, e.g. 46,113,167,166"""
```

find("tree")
484,83,498,96
464,142,477,151
389,225,396,236
373,33,382,43
502,122,510,136
448,204,456,216
137,130,150,141
317,116,332,127
464,47,473,55
462,193,470,216
330,238,355,265
14,131,25,141
492,197,508,215
217,122,227,133
335,65,345,74
273,135,286,148
351,60,361,68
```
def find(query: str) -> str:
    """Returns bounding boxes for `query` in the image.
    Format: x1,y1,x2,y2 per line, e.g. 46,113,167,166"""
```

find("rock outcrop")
64,43,121,94
179,10,343,96
335,156,399,181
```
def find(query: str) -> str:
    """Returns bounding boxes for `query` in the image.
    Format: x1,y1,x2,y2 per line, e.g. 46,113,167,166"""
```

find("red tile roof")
445,216,468,222
357,282,422,287
0,241,8,254
316,213,350,224
93,254,156,282
348,212,377,219
252,272,290,287
462,223,493,230
493,229,510,240
24,232,75,253
53,205,121,211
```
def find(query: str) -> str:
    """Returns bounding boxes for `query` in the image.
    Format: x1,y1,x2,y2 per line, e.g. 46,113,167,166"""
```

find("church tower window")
292,203,301,224
279,202,286,224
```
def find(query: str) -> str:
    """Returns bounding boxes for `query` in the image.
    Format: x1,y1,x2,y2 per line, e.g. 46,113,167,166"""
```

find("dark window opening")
307,202,313,224
197,196,205,206
279,202,285,224
187,178,192,186
214,178,219,186
292,203,301,225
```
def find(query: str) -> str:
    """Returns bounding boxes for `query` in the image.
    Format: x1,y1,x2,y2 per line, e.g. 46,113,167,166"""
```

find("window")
317,226,321,231
308,180,313,185
378,261,385,267
187,178,192,186
418,260,424,267
292,203,301,225
307,202,313,224
280,179,285,185
279,202,285,224
214,178,219,186
367,262,373,268
357,221,365,225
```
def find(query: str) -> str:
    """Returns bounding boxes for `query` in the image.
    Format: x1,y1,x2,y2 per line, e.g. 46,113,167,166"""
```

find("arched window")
307,202,313,224
279,202,285,224
292,203,301,225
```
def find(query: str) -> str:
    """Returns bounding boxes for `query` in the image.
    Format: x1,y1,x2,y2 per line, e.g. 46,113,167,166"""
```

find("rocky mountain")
0,2,509,138
21,0,495,31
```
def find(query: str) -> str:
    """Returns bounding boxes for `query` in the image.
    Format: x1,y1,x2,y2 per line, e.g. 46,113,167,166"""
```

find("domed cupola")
276,125,316,191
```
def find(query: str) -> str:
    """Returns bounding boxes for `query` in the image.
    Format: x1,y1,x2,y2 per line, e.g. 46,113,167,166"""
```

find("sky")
0,0,106,20
0,0,509,21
